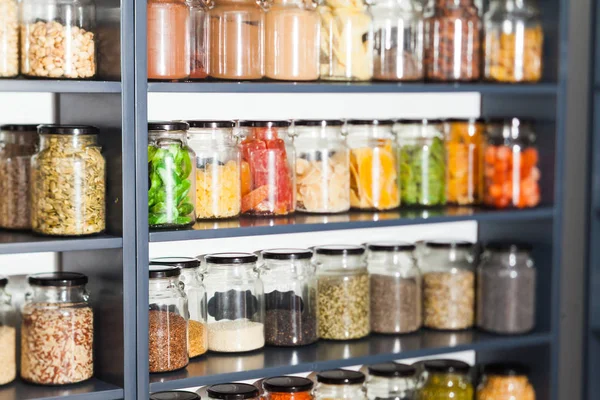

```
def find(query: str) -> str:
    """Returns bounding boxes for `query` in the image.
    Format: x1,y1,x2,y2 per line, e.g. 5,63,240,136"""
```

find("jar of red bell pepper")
483,118,540,209
239,121,295,216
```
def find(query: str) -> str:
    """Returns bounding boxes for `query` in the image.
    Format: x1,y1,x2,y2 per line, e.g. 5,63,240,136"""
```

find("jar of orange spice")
477,363,535,400
263,377,314,400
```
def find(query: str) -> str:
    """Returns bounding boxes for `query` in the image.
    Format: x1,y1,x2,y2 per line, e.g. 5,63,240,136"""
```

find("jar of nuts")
0,0,19,77
19,0,97,79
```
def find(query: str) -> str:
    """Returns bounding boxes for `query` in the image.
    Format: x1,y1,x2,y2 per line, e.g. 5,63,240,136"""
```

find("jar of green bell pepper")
148,121,196,228
416,359,473,400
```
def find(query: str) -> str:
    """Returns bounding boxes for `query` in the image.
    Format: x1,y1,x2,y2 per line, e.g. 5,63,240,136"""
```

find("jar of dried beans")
208,383,260,400
477,242,536,334
148,264,189,373
20,0,97,79
477,363,535,400
0,125,38,230
483,118,540,209
315,245,370,340
417,360,473,400
292,120,350,213
484,0,543,83
260,248,318,346
240,121,295,216
21,272,94,385
263,376,314,400
347,120,400,211
190,0,210,80
419,240,476,330
366,242,421,334
31,125,106,236
203,253,265,352
314,369,367,400
0,276,16,386
366,363,417,400
0,0,18,77
424,0,481,81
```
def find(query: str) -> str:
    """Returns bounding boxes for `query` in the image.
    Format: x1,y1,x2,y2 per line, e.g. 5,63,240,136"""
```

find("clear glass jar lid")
205,252,258,265
208,383,260,399
149,265,181,279
262,248,313,260
151,257,201,269
368,362,416,378
263,376,314,393
317,369,366,385
150,391,201,400
28,272,88,287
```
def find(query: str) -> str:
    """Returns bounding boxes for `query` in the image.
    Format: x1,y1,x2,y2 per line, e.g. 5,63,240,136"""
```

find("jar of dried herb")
314,245,370,340
263,376,314,400
0,276,16,386
416,360,473,400
366,363,417,400
314,369,367,400
477,363,535,400
31,125,106,236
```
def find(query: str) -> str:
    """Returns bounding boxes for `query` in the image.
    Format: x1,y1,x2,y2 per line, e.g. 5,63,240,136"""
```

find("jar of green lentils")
416,360,473,400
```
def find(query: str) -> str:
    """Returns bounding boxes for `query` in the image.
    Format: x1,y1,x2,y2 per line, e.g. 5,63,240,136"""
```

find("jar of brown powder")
190,0,211,79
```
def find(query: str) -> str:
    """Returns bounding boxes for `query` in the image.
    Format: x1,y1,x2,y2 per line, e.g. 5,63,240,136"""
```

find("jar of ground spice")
477,242,536,334
366,242,421,334
314,369,367,400
148,265,189,373
366,363,417,400
477,363,535,400
0,276,16,386
263,376,314,400
208,384,260,400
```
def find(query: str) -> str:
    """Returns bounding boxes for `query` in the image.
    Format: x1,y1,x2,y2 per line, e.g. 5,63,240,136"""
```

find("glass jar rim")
483,362,530,377
187,120,236,129
294,119,344,127
28,272,88,287
366,241,416,252
205,252,258,265
347,119,395,126
151,257,201,269
38,124,99,136
484,242,533,252
424,240,474,249
262,248,313,260
150,391,201,400
240,120,291,128
395,118,444,125
316,369,366,385
263,376,314,393
149,264,181,279
423,359,470,374
314,245,365,256
0,124,40,132
207,383,259,400
148,121,189,132
368,362,416,378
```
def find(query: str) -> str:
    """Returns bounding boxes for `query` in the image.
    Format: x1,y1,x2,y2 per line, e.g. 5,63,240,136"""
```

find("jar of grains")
424,0,481,81
416,360,473,400
203,253,265,352
208,384,260,400
151,257,208,357
148,122,196,228
189,0,210,79
148,265,189,373
0,276,16,386
477,242,536,334
263,376,314,400
419,240,476,330
292,120,350,214
477,363,535,400
366,242,421,334
484,0,543,83
395,119,446,207
314,369,367,400
366,363,417,400
20,0,97,79
187,120,241,220
0,125,38,230
0,0,18,77
346,120,400,211
31,125,106,236
314,245,370,340
261,248,318,346
151,392,201,400
21,273,94,385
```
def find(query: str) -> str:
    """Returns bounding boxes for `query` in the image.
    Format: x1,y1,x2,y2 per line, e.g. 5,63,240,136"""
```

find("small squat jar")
477,243,536,334
315,245,370,340
366,242,421,334
366,363,417,400
151,392,201,400
263,376,314,400
417,360,473,400
0,276,16,386
208,384,260,400
21,273,94,385
189,0,210,79
314,370,367,400
477,363,535,400
0,0,18,78
293,120,350,213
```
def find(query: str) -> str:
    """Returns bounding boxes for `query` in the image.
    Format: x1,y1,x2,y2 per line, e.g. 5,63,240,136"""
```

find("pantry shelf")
0,232,122,255
0,378,124,400
0,80,121,93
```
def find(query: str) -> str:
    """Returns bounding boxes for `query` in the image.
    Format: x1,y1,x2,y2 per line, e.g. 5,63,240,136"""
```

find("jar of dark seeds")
419,240,476,330
366,242,421,334
260,248,318,346
315,245,370,340
477,242,536,334
366,362,417,400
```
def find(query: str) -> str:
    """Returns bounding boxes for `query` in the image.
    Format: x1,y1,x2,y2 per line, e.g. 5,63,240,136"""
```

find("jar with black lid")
315,369,367,400
417,360,473,400
477,363,535,400
263,376,314,400
0,276,16,386
150,391,201,400
366,363,417,400
208,383,260,400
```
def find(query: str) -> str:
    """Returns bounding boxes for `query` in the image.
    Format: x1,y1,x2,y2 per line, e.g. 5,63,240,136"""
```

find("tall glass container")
0,0,18,77
190,0,210,79
0,276,16,386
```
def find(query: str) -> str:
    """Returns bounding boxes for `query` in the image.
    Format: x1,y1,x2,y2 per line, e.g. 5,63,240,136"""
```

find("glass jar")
0,0,18,77
395,119,446,207
20,0,97,79
187,121,241,219
147,0,190,80
21,272,94,385
263,376,314,400
0,125,38,230
314,369,367,400
366,363,417,400
148,264,189,373
483,118,540,209
31,125,106,236
346,120,400,211
151,257,208,357
203,253,265,352
0,276,16,386
444,119,484,206
266,0,320,81
477,243,536,334
366,242,421,334
261,248,318,346
190,0,210,79
318,0,373,81
292,120,350,213
151,392,201,400
315,245,370,340
477,363,535,400
419,240,476,330
209,0,267,80
370,0,424,81
148,122,196,228
484,0,543,83
239,121,295,216
424,0,481,81
208,384,260,400
417,360,473,400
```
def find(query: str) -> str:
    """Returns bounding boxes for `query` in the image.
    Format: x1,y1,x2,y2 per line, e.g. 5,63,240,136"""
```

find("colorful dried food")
423,270,474,330
485,26,543,82
207,319,265,352
0,325,16,386
399,136,445,206
0,0,18,77
148,309,188,373
189,319,208,358
196,160,241,219
296,152,350,213
477,364,535,400
370,274,420,334
417,360,473,400
446,120,484,205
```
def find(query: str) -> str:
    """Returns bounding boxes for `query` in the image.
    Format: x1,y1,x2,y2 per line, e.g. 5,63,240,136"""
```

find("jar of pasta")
484,0,543,83
477,363,535,400
0,0,18,77
314,369,367,400
292,120,350,213
0,276,16,386
263,376,314,400
346,120,400,211
417,360,473,400
187,120,241,220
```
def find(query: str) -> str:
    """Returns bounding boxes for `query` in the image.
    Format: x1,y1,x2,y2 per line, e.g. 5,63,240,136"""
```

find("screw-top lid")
424,240,474,249
396,119,443,124
0,275,7,288
187,120,236,129
150,391,201,400
294,120,344,127
207,384,259,400
317,369,366,385
366,241,416,252
0,124,40,132
261,248,313,260
483,362,530,377
151,257,201,269
28,272,88,287
149,265,181,279
443,118,484,124
148,121,190,132
314,245,365,256
239,120,291,128
205,252,258,265
347,119,394,126
423,360,471,374
38,125,99,135
484,242,533,252
368,362,416,378
263,376,314,393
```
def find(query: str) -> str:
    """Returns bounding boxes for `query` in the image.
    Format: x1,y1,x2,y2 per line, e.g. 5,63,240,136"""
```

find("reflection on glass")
422,330,474,348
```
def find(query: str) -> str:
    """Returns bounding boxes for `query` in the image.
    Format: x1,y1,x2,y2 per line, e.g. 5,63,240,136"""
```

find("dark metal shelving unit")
0,378,124,400
0,80,121,93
